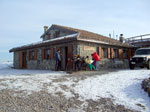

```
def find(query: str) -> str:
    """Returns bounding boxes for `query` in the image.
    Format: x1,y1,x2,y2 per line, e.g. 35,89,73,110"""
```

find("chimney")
119,34,124,43
44,26,48,33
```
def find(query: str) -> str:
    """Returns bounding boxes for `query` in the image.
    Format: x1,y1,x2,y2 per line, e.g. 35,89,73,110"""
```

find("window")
47,34,51,39
44,49,50,59
135,49,150,55
123,50,127,58
29,50,35,60
102,48,108,58
96,47,99,55
56,31,60,37
114,49,118,58
53,31,60,38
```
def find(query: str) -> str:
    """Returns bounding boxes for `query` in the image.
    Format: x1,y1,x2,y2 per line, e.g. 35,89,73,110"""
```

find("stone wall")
99,59,129,69
14,52,20,69
76,42,96,59
13,41,129,70
27,48,58,70
13,42,78,70
43,26,77,41
77,42,129,69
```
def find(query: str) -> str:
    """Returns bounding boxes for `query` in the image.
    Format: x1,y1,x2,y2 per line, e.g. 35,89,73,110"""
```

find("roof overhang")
9,33,79,52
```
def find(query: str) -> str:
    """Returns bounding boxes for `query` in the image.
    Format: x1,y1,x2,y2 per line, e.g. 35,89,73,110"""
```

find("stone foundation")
100,59,129,69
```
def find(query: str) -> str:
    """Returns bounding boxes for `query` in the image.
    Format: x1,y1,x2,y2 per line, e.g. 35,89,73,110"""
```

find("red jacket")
92,52,100,61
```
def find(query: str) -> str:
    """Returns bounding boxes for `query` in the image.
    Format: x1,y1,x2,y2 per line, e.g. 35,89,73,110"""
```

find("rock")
141,77,150,97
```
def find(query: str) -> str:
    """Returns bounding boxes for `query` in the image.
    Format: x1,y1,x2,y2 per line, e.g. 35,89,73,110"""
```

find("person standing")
91,52,100,70
73,54,81,71
55,49,61,71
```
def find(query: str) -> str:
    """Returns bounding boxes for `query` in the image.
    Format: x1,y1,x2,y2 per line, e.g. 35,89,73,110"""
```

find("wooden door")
19,51,23,69
67,44,73,69
22,52,27,68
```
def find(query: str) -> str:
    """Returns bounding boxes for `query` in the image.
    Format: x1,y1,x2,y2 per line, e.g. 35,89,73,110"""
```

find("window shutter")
34,49,37,60
42,48,44,60
108,48,111,59
50,48,54,59
119,49,123,59
68,44,73,69
98,47,102,58
101,48,104,58
19,51,23,68
111,48,114,59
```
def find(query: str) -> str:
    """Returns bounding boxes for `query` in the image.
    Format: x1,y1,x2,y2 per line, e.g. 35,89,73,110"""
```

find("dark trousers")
55,60,61,71
75,61,80,71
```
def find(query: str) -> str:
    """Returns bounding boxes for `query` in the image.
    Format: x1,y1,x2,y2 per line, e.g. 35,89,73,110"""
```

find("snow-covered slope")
74,69,150,111
0,62,149,111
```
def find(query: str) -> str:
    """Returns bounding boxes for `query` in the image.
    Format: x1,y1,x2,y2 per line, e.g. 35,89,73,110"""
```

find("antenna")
113,30,115,39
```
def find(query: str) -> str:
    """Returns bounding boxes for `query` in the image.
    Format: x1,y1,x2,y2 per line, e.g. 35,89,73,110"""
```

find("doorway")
60,47,68,70
65,46,68,68
58,45,73,70
22,52,27,68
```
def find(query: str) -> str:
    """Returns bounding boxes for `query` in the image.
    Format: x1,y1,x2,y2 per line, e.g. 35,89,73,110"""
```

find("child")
85,56,95,70
66,58,73,71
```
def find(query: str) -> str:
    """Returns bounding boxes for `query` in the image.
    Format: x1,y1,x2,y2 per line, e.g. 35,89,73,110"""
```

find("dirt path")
0,89,138,112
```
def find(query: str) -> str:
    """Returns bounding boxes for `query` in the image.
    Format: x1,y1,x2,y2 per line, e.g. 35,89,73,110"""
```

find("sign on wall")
84,46,95,51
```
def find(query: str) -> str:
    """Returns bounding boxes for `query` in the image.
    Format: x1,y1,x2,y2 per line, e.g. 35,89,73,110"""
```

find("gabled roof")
10,24,132,52
51,24,131,47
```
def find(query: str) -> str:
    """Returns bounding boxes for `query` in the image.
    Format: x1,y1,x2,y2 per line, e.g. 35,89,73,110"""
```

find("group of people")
55,49,100,71
73,52,100,71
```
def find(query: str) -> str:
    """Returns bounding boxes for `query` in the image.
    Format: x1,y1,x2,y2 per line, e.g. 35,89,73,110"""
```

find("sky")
0,0,150,62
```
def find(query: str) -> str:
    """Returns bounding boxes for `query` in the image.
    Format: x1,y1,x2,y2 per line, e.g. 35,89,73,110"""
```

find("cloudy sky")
0,0,150,62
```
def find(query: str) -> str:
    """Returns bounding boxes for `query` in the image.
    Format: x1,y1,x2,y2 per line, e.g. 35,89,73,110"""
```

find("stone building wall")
13,41,129,70
77,41,129,69
13,41,78,70
99,59,129,69
43,26,77,41
27,48,55,70
14,52,20,69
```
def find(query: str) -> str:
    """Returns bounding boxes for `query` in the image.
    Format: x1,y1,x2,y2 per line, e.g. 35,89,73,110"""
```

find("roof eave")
9,37,78,52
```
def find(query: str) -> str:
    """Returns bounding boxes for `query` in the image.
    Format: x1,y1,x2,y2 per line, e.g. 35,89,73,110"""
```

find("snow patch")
0,62,150,111
74,69,150,112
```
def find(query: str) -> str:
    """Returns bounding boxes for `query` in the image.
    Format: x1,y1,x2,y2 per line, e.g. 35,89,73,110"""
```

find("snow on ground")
74,69,150,112
0,62,68,94
0,62,150,111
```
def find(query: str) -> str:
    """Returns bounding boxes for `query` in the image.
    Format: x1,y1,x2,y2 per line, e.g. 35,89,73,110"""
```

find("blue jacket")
55,52,61,61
